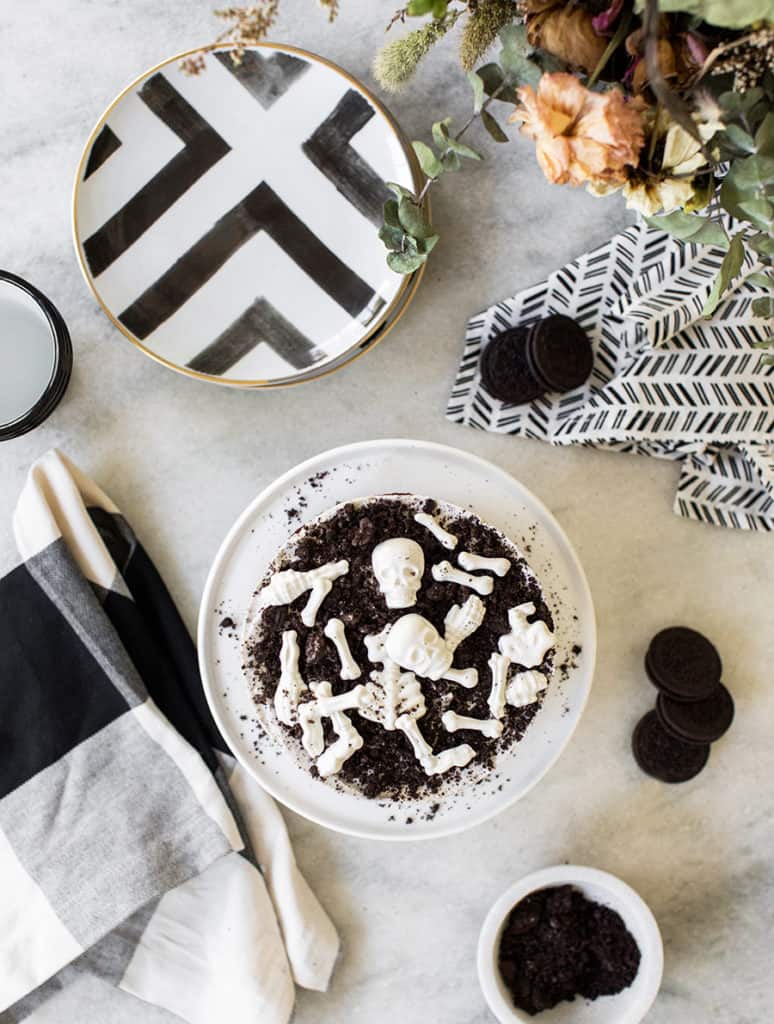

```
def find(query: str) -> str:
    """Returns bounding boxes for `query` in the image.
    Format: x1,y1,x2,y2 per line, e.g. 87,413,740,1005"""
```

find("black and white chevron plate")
73,45,422,387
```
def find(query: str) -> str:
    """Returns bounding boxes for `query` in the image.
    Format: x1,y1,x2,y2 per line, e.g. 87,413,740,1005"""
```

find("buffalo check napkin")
0,451,338,1023
447,221,774,530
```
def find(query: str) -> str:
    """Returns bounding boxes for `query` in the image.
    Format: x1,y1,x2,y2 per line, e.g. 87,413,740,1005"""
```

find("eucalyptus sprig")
379,25,549,273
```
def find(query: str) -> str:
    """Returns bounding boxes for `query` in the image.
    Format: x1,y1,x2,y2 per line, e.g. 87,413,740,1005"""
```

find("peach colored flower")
510,73,645,188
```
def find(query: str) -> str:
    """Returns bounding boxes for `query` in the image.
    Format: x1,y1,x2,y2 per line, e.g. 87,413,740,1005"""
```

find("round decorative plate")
198,440,596,841
73,44,422,387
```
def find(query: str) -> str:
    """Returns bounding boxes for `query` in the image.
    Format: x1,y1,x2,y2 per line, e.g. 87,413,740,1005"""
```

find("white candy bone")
507,670,549,708
323,618,362,680
274,630,308,725
498,603,554,668
360,662,425,731
487,652,510,720
371,538,425,609
298,682,365,758
414,512,458,550
432,561,494,596
444,666,478,689
457,551,511,577
441,710,503,738
305,682,364,778
396,714,475,776
262,560,349,627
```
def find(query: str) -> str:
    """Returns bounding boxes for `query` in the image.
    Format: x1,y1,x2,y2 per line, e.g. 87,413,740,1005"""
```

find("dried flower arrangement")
373,0,773,351
198,1,773,356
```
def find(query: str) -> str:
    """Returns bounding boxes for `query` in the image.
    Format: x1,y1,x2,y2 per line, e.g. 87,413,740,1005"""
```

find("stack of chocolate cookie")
479,314,594,405
632,627,734,784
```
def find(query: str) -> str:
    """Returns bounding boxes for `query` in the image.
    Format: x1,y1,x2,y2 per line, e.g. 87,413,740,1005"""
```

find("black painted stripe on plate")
118,182,375,339
84,124,122,180
214,49,309,107
302,89,390,227
82,74,231,278
187,296,326,375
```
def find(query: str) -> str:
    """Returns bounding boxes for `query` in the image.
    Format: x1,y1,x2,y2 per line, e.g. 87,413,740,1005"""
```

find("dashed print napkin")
447,222,773,530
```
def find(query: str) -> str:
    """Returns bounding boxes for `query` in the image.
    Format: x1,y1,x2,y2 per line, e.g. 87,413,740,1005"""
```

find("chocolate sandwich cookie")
645,626,722,702
525,314,594,393
632,709,710,783
479,326,546,405
657,684,734,745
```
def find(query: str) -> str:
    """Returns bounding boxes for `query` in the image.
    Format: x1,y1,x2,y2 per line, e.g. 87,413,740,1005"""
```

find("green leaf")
386,181,415,200
440,150,462,172
411,140,442,179
722,124,756,154
416,233,439,255
387,250,427,274
748,233,774,258
702,231,745,318
498,24,542,87
397,195,435,239
378,223,405,251
431,0,448,16
746,272,774,289
752,334,774,348
383,199,401,229
644,210,729,248
406,0,436,15
468,70,485,114
738,198,774,232
445,136,482,161
634,0,774,29
754,112,774,158
481,108,509,143
752,295,774,319
729,154,774,191
476,63,520,104
431,117,452,150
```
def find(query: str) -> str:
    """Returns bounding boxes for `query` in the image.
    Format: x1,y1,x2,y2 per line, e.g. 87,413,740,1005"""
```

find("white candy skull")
385,614,452,680
371,538,425,609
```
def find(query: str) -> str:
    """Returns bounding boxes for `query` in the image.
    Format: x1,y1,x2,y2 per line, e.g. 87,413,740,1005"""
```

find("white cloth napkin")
0,450,338,1024
448,223,773,530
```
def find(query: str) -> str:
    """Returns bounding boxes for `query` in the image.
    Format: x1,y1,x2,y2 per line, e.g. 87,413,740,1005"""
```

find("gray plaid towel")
0,451,338,1023
447,221,774,530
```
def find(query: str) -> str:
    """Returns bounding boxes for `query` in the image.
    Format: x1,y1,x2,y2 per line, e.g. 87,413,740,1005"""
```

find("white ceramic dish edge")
477,865,664,1024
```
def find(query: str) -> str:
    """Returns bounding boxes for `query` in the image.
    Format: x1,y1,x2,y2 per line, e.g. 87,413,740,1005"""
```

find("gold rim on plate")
71,41,427,390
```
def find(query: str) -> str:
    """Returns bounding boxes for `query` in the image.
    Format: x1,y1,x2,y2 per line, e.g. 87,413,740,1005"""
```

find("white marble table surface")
1,2,772,1023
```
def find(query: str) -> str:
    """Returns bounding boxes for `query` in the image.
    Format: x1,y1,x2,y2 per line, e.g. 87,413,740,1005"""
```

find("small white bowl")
477,866,663,1024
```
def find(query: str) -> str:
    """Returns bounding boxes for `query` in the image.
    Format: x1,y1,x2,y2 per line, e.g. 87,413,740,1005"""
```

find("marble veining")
1,3,772,1023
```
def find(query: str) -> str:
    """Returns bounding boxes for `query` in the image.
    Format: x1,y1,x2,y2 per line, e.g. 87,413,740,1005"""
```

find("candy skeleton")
323,618,361,680
414,512,458,550
274,630,308,725
457,551,511,577
262,560,348,628
441,710,503,739
396,714,475,776
384,595,486,687
498,603,554,668
507,670,549,708
371,538,425,609
360,662,426,731
298,681,366,777
431,560,494,596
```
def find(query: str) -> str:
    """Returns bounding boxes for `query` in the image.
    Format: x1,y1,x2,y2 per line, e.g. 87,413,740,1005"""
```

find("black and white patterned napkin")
447,222,773,530
0,451,338,1024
